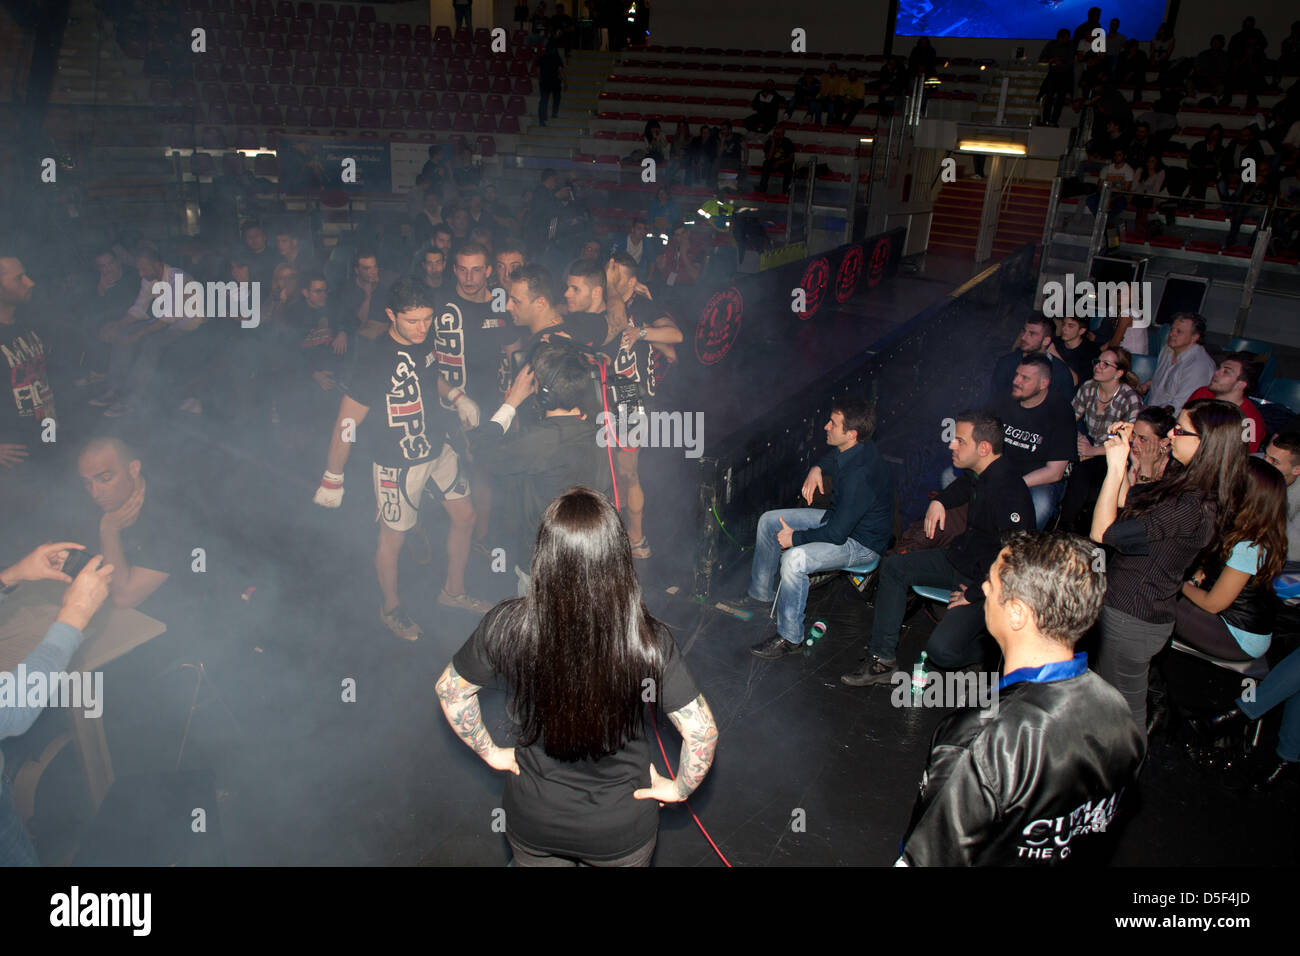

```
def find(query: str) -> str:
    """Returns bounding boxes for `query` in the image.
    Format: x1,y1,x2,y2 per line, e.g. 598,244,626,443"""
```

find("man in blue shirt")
737,399,894,660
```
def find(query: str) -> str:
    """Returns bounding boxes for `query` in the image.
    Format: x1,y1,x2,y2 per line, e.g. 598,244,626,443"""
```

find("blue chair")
912,585,952,603
1225,337,1277,397
1145,322,1170,357
1129,353,1157,384
1264,377,1300,416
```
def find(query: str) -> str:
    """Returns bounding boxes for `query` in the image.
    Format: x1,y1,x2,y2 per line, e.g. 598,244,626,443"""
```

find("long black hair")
483,487,667,762
1121,398,1247,546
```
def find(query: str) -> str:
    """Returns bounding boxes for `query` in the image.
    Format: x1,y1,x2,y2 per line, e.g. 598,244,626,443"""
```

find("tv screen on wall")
896,0,1166,41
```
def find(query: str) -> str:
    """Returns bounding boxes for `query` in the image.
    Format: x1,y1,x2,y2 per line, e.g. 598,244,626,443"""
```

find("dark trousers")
1174,597,1255,661
1039,76,1071,125
867,548,990,669
453,3,471,31
1058,455,1107,534
758,158,793,194
538,85,561,124
508,833,656,867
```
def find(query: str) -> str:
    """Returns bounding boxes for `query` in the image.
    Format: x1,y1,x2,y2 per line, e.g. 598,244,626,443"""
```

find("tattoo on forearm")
437,665,495,757
668,695,718,800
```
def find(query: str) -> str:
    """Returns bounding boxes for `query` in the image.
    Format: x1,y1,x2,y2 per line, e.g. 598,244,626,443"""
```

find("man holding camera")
466,342,612,595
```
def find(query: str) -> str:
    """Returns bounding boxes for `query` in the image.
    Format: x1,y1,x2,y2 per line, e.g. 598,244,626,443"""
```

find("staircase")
512,49,613,166
929,179,1053,261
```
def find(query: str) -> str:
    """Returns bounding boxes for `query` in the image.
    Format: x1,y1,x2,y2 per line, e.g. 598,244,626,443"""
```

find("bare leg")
472,467,492,544
376,524,405,612
617,448,644,544
442,496,475,595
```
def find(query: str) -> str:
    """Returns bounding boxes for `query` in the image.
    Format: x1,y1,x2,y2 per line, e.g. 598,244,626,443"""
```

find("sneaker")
729,593,772,611
438,589,494,614
88,390,119,407
631,536,652,559
381,604,422,641
750,634,804,660
74,370,106,388
103,401,133,418
840,655,898,687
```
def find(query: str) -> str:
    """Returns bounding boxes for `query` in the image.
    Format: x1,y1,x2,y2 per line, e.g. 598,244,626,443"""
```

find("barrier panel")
691,242,1037,598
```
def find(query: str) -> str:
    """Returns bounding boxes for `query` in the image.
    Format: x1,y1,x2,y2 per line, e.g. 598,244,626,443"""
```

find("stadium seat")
1224,338,1278,396
1263,378,1300,415
1130,353,1158,384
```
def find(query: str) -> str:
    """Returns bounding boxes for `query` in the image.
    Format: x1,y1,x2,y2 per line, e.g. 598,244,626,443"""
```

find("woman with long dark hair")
1177,457,1287,660
436,488,717,866
1091,398,1248,736
1127,405,1176,487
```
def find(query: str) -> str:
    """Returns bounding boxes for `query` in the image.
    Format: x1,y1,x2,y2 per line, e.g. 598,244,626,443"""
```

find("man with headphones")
466,341,613,596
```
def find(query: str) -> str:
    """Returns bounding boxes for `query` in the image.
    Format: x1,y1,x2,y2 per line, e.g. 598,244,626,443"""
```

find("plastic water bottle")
911,652,929,696
805,620,828,646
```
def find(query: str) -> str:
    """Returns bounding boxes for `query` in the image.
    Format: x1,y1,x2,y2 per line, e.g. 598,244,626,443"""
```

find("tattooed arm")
633,693,718,803
435,662,520,774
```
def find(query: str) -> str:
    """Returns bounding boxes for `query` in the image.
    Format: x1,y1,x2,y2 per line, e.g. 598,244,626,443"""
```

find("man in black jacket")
897,531,1144,866
736,399,894,660
843,411,1033,685
466,340,611,594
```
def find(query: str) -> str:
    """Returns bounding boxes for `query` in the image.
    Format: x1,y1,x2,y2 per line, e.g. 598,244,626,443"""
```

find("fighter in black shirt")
312,276,491,642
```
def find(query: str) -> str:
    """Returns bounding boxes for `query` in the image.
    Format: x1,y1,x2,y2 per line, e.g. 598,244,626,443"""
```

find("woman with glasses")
1091,398,1248,738
436,488,717,866
1058,348,1142,532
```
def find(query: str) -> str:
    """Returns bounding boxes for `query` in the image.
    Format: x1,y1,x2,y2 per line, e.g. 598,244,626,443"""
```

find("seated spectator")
667,120,693,185
1050,315,1099,388
76,437,185,617
757,125,796,195
837,69,867,128
743,79,786,134
1217,125,1265,202
1089,283,1149,357
1224,158,1277,249
92,242,206,419
988,353,1078,529
812,63,844,126
786,68,821,120
1192,642,1300,789
1192,34,1230,95
73,248,137,389
1187,125,1226,201
1260,430,1300,571
465,343,612,593
1127,405,1177,487
240,221,277,288
867,56,908,117
0,541,112,865
645,186,677,231
273,224,318,275
1087,119,1130,162
652,222,702,287
1058,347,1142,533
897,531,1144,866
1086,147,1137,223
732,400,893,661
1137,313,1217,412
643,120,668,165
335,250,392,338
1115,38,1149,91
282,271,349,430
1178,457,1286,663
842,411,1033,684
1132,154,1167,233
1125,122,1154,172
989,315,1076,401
1184,351,1266,452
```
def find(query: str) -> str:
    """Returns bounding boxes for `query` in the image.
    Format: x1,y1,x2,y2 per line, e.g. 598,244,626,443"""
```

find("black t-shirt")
452,603,699,860
344,331,451,468
435,292,511,409
88,273,139,327
0,322,57,449
988,392,1078,477
1056,338,1099,391
115,486,192,622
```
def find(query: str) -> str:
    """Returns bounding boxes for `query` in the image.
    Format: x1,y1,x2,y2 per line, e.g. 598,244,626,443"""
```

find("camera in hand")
62,549,94,578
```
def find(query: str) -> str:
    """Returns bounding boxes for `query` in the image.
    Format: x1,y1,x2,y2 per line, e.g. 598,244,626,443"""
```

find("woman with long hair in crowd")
1059,346,1143,532
1091,398,1248,737
436,488,717,866
1127,405,1177,487
1177,456,1288,661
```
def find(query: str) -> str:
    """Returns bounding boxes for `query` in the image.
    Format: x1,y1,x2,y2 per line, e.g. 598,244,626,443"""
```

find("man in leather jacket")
898,532,1145,866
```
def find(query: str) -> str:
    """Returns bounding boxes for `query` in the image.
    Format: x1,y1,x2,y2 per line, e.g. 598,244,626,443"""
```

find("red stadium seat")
452,112,475,131
371,89,392,109
358,108,380,127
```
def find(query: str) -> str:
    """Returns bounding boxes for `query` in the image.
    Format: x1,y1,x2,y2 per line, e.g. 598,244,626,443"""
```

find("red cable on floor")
651,705,732,867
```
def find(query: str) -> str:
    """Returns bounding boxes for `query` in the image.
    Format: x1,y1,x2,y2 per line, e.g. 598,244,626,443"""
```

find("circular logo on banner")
835,244,864,303
866,236,892,289
694,287,744,366
798,257,830,320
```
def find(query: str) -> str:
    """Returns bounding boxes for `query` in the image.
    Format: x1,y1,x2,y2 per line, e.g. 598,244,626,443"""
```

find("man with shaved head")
77,437,184,615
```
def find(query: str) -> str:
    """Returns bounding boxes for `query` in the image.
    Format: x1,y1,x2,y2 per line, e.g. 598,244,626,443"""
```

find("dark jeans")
538,85,561,124
1039,76,1071,125
867,548,988,668
508,833,656,867
453,3,471,31
1097,603,1174,741
758,158,793,194
1058,455,1107,534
